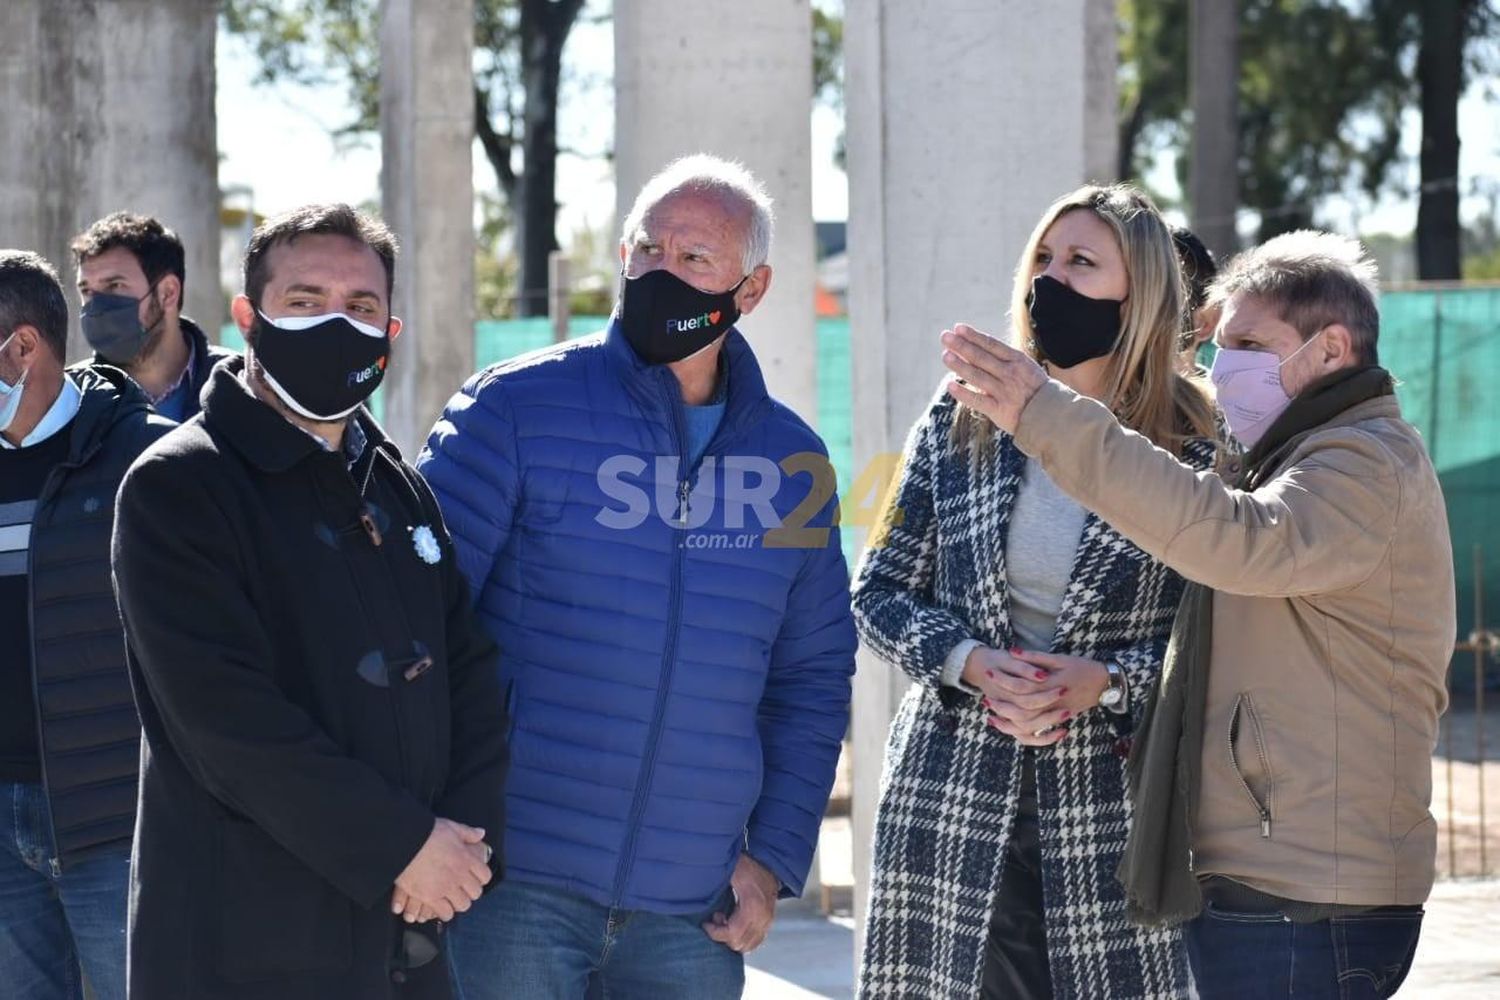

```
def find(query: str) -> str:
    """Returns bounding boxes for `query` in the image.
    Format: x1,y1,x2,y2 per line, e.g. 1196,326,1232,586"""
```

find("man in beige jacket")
937,230,1454,1000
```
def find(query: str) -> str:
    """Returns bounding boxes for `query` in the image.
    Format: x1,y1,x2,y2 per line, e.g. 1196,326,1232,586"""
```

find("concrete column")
0,0,220,362
844,0,1117,952
1190,0,1240,261
380,0,476,457
614,0,818,424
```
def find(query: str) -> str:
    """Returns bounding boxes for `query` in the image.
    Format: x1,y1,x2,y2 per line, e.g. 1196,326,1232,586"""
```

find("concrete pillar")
844,0,1117,953
0,0,220,362
614,0,818,424
380,0,476,457
1190,0,1240,261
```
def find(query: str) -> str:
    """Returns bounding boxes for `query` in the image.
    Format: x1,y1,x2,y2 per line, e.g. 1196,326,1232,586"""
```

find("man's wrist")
741,851,781,894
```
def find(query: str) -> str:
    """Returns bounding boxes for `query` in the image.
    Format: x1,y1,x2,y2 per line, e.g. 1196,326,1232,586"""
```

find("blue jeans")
1185,901,1423,999
447,879,744,1000
0,781,130,1000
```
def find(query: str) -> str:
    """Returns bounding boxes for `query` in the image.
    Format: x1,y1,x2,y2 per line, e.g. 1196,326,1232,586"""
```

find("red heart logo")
708,311,721,324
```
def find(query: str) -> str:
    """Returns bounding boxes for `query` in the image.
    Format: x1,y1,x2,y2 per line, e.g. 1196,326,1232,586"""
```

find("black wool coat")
113,360,508,1000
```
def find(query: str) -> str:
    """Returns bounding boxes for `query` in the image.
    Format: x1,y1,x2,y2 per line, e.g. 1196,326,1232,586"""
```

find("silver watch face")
1100,686,1124,707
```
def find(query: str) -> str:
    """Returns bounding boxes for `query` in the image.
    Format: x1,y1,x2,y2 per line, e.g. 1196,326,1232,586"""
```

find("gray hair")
0,250,68,361
620,154,775,274
1209,230,1381,365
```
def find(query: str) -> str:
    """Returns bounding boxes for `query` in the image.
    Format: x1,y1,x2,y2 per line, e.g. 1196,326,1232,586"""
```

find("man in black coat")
112,204,508,1000
73,211,238,421
0,249,173,1000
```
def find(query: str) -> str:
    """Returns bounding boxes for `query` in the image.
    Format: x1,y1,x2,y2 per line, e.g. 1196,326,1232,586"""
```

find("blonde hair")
954,184,1216,460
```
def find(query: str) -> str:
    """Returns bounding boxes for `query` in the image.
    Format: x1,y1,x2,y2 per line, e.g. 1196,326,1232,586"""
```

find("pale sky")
216,15,1498,252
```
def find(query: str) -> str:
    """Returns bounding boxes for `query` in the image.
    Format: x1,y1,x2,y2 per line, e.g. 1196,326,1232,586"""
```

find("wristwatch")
1099,661,1129,714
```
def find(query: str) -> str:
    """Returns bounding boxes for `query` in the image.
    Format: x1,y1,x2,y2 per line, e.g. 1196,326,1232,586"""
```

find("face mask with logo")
80,286,161,364
1209,329,1326,450
0,332,29,434
1027,274,1125,369
617,268,748,365
251,310,390,421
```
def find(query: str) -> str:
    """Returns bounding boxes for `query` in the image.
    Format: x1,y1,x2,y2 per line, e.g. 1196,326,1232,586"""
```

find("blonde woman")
854,185,1217,1000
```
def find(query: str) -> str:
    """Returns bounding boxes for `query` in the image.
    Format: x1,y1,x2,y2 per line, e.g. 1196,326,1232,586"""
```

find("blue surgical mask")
0,332,30,434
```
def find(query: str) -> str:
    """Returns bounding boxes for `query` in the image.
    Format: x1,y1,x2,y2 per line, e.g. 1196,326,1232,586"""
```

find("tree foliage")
1119,0,1499,248
221,0,587,315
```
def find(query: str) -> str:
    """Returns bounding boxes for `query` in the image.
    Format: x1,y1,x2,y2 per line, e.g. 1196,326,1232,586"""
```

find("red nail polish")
1035,671,1048,681
1059,687,1069,695
986,669,995,678
1009,646,1022,656
1062,710,1072,720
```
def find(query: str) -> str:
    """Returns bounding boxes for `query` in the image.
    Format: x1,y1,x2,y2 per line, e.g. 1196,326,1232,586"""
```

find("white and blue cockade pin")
410,524,442,565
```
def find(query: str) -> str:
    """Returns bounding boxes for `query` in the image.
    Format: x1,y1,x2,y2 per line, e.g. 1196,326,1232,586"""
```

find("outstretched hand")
940,324,1048,435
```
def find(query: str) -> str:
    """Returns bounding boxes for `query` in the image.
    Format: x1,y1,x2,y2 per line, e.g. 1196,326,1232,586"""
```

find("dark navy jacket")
24,366,173,866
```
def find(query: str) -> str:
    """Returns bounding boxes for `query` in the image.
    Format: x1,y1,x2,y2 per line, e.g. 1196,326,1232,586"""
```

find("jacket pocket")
1227,693,1276,839
215,816,353,983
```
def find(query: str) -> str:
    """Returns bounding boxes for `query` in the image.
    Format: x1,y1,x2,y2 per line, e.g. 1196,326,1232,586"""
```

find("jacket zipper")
610,372,693,905
27,443,100,875
1227,693,1274,838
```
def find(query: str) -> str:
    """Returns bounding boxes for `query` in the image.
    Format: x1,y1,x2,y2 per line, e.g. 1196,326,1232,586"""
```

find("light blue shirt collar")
1,374,81,450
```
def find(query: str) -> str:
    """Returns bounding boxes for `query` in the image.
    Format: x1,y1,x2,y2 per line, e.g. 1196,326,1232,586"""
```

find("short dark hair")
0,250,69,360
1171,226,1218,314
1210,230,1381,366
242,203,399,306
70,212,187,295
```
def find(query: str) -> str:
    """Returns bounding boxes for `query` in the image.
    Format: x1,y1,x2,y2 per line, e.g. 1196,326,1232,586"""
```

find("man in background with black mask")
0,250,171,1000
72,212,237,420
113,204,509,1000
418,155,855,999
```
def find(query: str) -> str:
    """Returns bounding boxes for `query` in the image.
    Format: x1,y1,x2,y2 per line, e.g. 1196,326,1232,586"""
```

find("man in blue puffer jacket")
418,154,856,999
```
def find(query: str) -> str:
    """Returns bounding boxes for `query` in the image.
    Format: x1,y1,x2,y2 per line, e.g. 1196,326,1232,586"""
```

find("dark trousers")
981,753,1053,1000
1185,901,1423,999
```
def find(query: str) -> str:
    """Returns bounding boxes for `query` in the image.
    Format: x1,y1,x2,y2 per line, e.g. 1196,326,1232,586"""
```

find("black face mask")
251,310,390,421
617,268,748,365
1027,274,1124,369
81,286,162,364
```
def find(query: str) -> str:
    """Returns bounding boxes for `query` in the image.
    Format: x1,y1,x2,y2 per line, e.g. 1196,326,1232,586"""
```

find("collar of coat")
89,316,237,407
54,362,158,465
199,355,393,474
603,317,775,443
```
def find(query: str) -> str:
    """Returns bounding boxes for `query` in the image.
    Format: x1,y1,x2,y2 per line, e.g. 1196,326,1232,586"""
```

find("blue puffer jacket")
416,321,855,914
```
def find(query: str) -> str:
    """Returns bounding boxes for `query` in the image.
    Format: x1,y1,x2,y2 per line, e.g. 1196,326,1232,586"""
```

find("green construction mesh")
1380,288,1500,685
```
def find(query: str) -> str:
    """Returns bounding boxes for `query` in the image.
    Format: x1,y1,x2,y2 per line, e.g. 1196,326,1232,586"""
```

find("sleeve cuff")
940,638,983,692
1012,379,1077,460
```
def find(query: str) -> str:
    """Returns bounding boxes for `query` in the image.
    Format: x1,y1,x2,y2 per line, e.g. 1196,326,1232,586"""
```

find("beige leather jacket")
1015,381,1454,905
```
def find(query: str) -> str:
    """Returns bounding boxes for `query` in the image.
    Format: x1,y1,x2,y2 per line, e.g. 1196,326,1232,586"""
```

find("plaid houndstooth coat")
852,391,1214,1000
